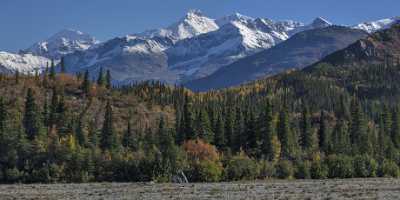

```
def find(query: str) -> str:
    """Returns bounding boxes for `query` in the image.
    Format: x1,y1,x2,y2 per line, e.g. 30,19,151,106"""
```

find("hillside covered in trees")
1,24,400,183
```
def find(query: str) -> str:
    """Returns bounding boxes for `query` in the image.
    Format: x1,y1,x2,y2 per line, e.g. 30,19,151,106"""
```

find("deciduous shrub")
310,160,328,179
275,160,293,179
224,154,259,181
379,160,400,178
353,154,377,177
326,154,354,178
192,160,223,182
294,160,311,179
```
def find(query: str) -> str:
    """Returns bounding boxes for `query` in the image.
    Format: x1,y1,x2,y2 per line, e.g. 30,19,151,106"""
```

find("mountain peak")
25,29,98,60
216,12,254,26
311,17,332,28
354,16,400,33
186,9,204,18
50,29,95,42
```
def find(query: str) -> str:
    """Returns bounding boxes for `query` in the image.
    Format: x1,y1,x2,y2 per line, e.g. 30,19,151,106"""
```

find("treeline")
1,61,400,184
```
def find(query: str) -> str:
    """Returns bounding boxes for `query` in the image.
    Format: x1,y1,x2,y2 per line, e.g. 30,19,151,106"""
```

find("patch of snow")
25,29,99,59
353,17,400,33
0,52,51,74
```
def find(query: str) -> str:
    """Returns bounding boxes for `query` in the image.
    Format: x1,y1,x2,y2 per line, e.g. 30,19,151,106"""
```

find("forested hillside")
1,24,400,184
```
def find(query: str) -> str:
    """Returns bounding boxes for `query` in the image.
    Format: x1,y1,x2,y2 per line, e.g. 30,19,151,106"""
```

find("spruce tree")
377,117,389,159
382,105,392,136
75,119,87,147
56,92,67,133
42,97,49,127
60,57,66,73
391,107,400,148
97,67,105,86
23,88,41,140
225,108,235,150
49,60,56,79
318,110,330,152
122,119,138,151
81,70,91,94
246,110,259,154
262,100,276,161
105,70,112,89
277,107,294,159
0,98,6,134
15,70,20,84
49,87,58,126
100,101,116,150
233,107,245,152
183,94,194,140
330,119,349,154
158,116,178,175
194,109,213,143
300,105,314,151
349,98,368,153
214,114,226,149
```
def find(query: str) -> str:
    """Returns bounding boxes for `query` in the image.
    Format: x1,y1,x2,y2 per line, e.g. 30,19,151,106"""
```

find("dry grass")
0,178,399,200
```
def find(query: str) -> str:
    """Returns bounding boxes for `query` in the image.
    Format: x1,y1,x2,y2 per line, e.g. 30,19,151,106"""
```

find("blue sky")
1,0,398,52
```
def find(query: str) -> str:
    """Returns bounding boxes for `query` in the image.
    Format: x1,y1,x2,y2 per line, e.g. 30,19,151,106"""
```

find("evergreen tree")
60,57,66,73
158,116,179,176
224,108,235,150
15,70,20,84
81,70,91,94
183,94,195,140
49,60,56,79
318,110,330,152
233,107,245,152
377,117,389,160
100,101,116,150
56,92,68,134
42,97,49,127
391,107,400,148
122,119,138,151
194,109,213,143
0,98,6,134
262,100,276,161
75,119,87,147
246,110,259,155
105,70,112,89
300,105,315,151
330,119,350,154
349,98,368,153
49,87,58,126
97,67,105,86
382,105,392,136
214,114,226,149
23,88,41,140
277,107,294,159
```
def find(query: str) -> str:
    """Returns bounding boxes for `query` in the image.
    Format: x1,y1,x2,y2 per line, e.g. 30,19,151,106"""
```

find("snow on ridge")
353,16,400,33
0,52,50,74
137,9,219,41
25,29,99,60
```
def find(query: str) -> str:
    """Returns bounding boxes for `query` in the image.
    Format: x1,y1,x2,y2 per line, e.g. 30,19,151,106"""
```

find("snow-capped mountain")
353,17,400,33
289,17,332,35
138,10,219,42
0,52,50,74
1,10,398,89
25,29,99,60
166,14,305,81
63,35,177,83
165,16,335,81
62,11,309,84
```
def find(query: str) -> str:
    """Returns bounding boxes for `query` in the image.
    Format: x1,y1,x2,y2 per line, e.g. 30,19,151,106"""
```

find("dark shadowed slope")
185,26,368,91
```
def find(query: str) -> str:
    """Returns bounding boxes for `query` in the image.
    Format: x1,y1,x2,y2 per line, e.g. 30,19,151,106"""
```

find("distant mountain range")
0,10,398,88
185,26,368,91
